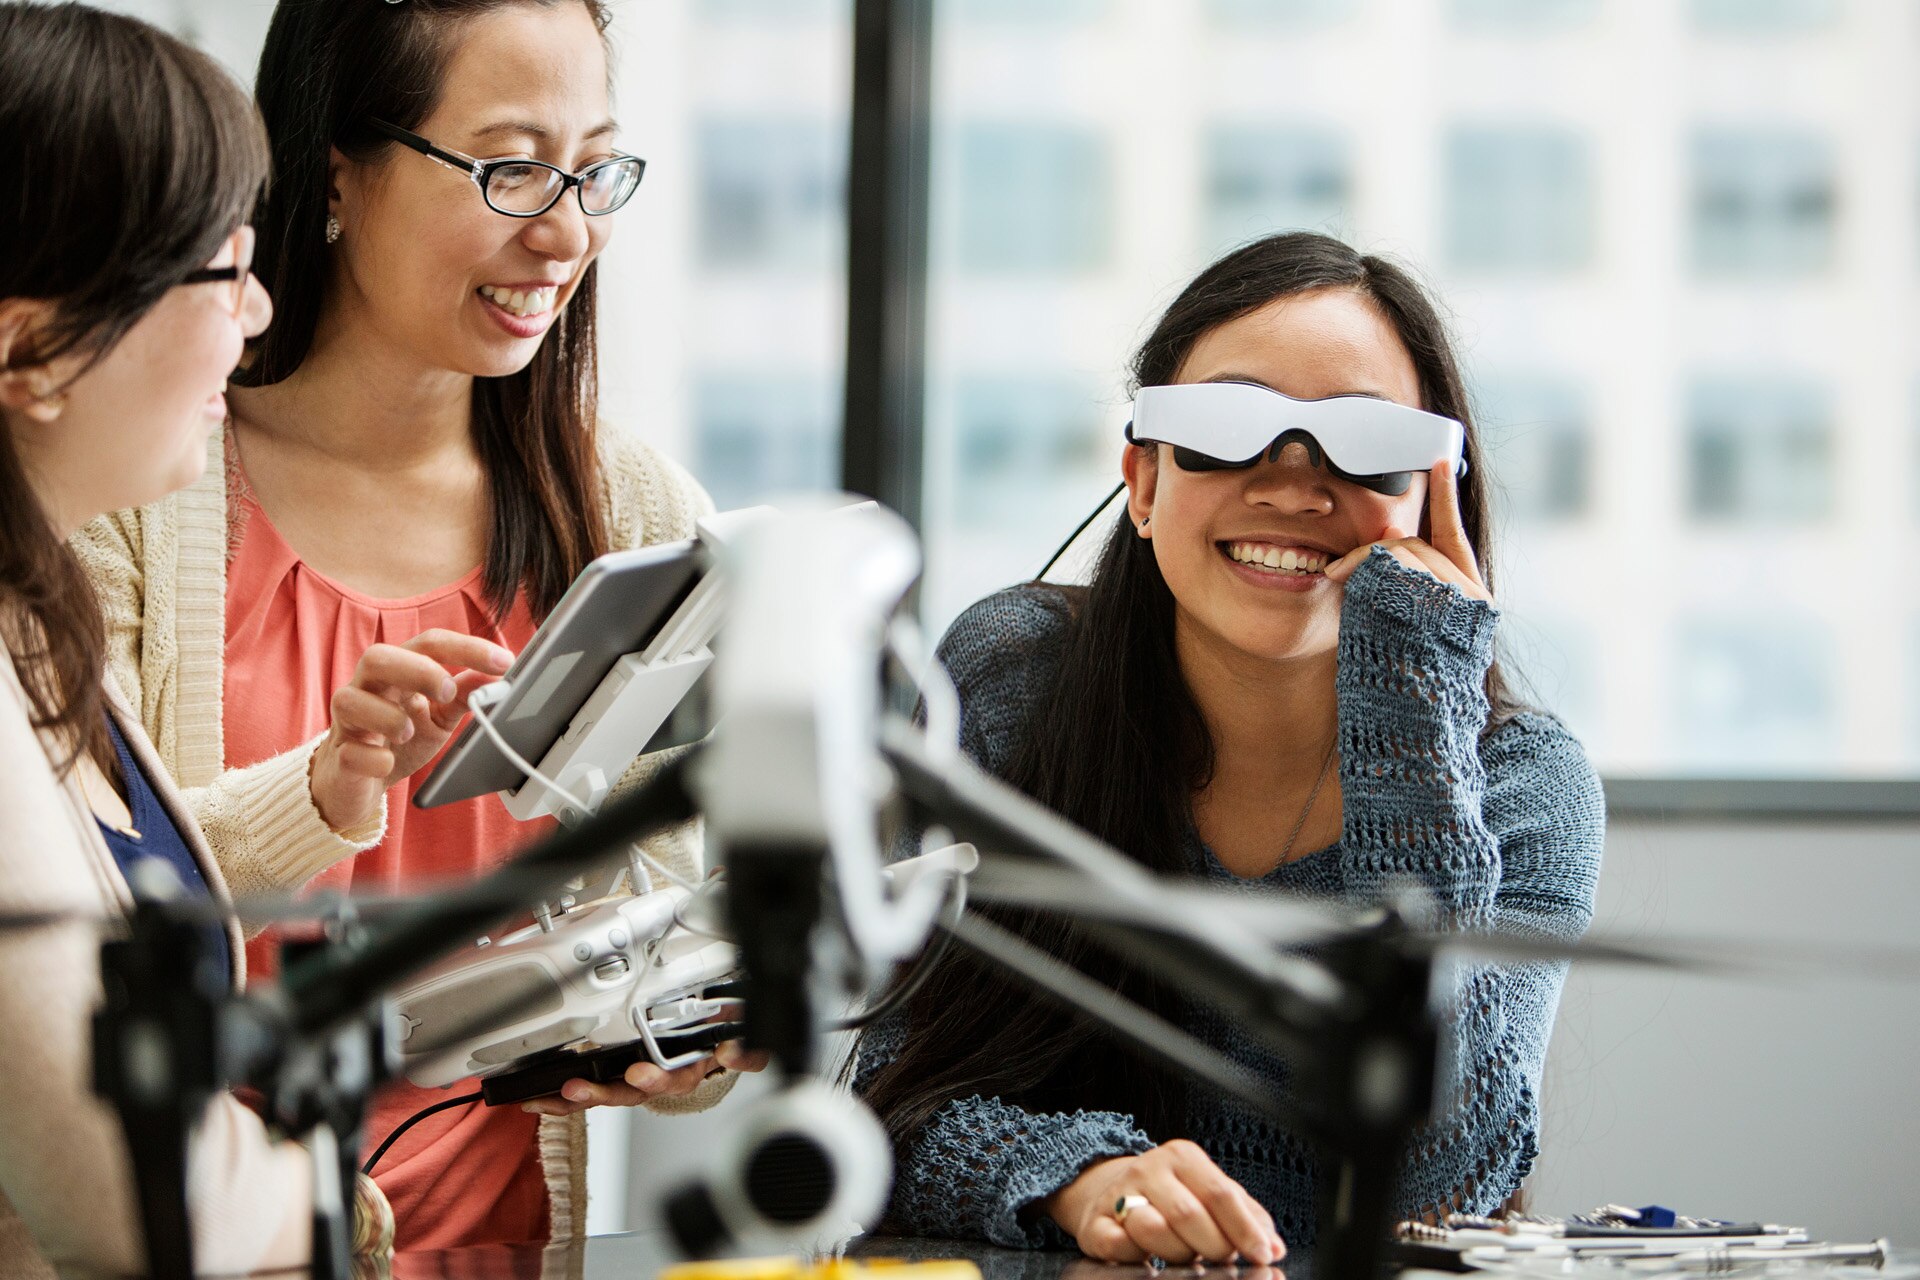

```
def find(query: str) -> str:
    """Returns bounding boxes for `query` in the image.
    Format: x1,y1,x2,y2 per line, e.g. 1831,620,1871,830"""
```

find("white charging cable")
464,684,700,894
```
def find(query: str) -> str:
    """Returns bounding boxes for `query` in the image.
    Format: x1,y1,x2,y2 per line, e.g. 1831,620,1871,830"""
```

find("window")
697,118,845,272
1691,129,1836,276
1674,617,1834,771
949,0,1108,20
1206,0,1357,27
1444,126,1595,271
956,123,1113,274
1473,375,1592,521
1202,125,1352,255
912,3,1911,785
922,375,1111,628
693,374,839,509
699,0,844,19
1911,620,1920,768
1686,376,1833,522
1450,0,1598,31
1691,0,1839,32
1500,614,1599,741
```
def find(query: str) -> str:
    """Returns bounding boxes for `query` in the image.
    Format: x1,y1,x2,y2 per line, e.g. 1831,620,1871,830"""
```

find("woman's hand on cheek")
309,629,514,832
1322,461,1491,602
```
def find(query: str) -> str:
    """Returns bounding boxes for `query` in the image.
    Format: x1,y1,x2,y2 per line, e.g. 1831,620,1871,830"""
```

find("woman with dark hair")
0,3,393,1272
856,232,1605,1263
71,0,751,1249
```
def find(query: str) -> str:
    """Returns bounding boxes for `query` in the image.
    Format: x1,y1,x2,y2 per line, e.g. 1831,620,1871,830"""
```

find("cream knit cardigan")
71,422,732,1239
0,638,311,1278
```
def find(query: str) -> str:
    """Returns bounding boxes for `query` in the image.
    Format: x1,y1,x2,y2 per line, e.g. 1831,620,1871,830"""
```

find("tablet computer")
415,538,707,810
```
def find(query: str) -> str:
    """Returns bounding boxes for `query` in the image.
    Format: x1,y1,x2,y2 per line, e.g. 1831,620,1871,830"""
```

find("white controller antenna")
695,501,954,987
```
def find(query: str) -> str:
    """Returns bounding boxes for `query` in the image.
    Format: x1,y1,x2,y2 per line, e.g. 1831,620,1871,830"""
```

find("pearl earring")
325,215,341,245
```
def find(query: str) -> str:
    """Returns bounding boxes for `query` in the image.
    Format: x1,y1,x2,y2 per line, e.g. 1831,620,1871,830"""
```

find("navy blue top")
97,714,233,985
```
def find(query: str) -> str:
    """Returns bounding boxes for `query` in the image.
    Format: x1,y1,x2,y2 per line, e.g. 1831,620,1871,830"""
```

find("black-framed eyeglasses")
366,118,646,218
177,225,255,318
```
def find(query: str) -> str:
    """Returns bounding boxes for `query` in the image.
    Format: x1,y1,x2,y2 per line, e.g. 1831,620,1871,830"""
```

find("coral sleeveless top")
223,468,552,1249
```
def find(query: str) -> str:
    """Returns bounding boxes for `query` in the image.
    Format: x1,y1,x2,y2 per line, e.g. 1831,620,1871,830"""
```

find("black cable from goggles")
1036,481,1127,582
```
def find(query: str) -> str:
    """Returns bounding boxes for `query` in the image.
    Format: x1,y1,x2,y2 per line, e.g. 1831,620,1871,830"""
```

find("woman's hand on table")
311,629,514,832
1042,1140,1284,1266
1323,460,1492,603
520,1040,772,1117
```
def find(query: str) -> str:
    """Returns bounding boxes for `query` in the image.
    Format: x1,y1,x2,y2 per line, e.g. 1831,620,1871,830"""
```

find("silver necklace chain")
1278,738,1339,864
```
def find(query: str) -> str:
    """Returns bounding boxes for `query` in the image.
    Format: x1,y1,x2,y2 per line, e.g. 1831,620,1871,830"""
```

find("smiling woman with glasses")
70,0,756,1253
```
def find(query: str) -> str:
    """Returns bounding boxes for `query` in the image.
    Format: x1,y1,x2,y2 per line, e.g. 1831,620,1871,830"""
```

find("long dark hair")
242,0,613,618
0,1,269,772
859,232,1519,1152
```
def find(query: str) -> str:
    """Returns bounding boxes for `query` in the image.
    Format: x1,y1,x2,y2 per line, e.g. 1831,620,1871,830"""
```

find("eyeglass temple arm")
365,118,482,181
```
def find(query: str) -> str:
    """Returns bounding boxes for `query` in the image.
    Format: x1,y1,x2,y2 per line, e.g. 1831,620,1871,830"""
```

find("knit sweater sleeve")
852,586,1154,1248
1334,547,1604,1218
853,1010,1152,1247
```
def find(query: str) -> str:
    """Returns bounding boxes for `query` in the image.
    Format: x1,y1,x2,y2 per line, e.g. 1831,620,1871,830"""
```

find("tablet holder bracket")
500,508,770,827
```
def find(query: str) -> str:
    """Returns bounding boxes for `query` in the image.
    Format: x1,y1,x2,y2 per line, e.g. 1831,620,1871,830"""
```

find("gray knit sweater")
854,547,1605,1250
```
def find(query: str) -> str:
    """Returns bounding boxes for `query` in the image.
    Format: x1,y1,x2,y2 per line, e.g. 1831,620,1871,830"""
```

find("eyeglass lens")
483,159,642,216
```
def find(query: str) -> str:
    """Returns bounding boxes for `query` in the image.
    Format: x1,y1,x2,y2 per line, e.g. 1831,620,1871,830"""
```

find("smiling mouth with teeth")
1223,540,1331,576
478,284,557,318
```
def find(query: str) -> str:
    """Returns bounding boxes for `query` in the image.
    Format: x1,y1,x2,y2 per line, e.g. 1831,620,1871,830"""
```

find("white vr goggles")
1125,381,1467,497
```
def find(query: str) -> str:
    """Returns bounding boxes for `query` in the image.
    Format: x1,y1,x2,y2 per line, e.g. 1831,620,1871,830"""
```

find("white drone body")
391,883,738,1089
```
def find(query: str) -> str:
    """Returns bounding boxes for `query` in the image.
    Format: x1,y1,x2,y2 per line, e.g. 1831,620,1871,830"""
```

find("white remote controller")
390,843,975,1094
392,881,738,1089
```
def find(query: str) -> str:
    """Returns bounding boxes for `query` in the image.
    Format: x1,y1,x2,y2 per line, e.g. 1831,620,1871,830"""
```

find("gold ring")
1113,1195,1150,1222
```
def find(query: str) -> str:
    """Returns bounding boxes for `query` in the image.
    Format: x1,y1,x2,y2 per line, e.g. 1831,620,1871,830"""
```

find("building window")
1474,375,1592,521
1691,129,1835,276
1686,376,1833,522
699,0,844,19
1206,0,1356,26
1450,0,1598,31
948,0,1108,20
950,375,1106,522
1202,125,1351,254
1911,620,1920,768
1500,614,1599,742
956,123,1112,274
1674,617,1833,770
1691,0,1839,32
697,118,845,272
1444,126,1595,272
694,374,839,508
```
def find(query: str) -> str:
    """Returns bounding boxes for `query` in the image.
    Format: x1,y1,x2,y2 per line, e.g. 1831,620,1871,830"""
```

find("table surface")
364,1233,1911,1280
373,1232,1255,1280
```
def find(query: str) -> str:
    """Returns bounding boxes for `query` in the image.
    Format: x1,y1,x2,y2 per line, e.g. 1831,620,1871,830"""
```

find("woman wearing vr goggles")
856,232,1604,1263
